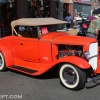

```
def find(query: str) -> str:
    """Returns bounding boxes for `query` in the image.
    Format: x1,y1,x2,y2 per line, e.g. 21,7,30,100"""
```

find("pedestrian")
65,13,72,29
86,14,100,39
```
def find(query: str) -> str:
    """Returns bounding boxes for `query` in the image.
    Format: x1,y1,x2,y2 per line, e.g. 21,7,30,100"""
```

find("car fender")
56,56,90,69
0,44,13,67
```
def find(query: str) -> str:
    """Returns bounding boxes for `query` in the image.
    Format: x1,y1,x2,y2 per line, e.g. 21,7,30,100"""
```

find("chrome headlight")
84,51,90,60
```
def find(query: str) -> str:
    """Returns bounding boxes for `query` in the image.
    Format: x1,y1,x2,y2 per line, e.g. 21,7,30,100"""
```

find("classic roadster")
0,18,99,90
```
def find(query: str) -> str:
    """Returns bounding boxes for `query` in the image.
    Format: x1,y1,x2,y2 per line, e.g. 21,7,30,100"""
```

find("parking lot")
0,70,100,100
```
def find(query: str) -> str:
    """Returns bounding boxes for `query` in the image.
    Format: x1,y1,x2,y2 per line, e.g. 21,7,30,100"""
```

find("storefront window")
56,2,69,19
27,0,50,18
0,0,16,37
63,3,69,19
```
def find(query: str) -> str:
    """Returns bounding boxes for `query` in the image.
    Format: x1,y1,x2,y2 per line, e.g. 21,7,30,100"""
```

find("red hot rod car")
0,18,99,90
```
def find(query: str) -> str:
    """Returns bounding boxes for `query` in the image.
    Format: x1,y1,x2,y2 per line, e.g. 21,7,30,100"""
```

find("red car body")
1,32,96,74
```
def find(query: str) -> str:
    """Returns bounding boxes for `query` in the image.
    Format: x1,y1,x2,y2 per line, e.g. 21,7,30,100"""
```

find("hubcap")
63,67,77,85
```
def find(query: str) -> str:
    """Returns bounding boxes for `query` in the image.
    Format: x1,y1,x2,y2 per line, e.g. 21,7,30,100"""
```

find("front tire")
59,64,86,90
0,52,6,71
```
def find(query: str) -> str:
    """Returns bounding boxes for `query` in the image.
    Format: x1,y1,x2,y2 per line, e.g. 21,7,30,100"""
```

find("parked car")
0,18,99,90
74,15,82,24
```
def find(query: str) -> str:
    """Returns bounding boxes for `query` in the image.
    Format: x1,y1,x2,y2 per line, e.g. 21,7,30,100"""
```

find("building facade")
0,0,74,23
0,0,74,37
1,0,96,37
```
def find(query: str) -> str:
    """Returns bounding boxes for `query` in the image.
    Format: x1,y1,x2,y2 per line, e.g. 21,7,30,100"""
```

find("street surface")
0,69,100,100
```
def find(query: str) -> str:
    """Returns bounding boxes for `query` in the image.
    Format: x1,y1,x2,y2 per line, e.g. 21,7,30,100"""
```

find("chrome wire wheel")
0,52,6,71
59,64,86,90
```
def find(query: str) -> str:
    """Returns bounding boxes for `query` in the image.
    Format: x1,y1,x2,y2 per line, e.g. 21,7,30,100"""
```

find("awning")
63,0,73,3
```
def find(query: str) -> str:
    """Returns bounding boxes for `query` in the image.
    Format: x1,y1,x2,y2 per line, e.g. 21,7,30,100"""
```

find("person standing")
65,13,72,29
87,14,100,39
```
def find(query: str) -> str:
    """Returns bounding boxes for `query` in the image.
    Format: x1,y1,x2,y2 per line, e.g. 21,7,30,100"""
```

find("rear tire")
59,64,86,90
0,52,6,71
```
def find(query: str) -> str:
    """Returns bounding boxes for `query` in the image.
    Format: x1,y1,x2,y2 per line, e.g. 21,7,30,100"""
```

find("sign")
0,0,6,3
41,27,48,34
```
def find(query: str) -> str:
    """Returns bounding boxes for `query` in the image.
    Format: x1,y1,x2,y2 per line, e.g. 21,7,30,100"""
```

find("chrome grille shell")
88,42,98,70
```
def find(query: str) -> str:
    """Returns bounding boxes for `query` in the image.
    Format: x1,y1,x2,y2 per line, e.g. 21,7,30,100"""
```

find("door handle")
20,42,23,45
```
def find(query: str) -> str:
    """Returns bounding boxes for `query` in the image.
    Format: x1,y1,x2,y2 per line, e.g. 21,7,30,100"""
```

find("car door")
12,37,40,62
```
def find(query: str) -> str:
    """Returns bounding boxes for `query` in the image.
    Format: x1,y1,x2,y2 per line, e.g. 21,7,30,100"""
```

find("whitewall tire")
59,64,86,90
0,52,6,71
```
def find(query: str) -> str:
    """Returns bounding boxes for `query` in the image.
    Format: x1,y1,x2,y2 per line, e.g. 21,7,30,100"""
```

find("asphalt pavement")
0,69,100,100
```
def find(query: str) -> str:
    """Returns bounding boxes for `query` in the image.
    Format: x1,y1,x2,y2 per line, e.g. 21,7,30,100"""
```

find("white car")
74,16,82,24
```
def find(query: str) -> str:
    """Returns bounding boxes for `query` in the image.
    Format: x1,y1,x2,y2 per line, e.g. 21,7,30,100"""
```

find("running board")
12,66,37,74
87,75,100,82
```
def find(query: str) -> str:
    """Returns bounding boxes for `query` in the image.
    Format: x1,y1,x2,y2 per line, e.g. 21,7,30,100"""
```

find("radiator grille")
88,42,98,70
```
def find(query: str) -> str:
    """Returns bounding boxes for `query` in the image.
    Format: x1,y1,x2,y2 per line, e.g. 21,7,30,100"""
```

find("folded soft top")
11,18,67,31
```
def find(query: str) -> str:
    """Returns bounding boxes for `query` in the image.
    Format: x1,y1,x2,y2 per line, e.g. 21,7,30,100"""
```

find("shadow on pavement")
86,81,100,89
9,69,59,80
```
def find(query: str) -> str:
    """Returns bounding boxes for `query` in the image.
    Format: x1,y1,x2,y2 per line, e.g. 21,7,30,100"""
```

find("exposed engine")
58,44,83,58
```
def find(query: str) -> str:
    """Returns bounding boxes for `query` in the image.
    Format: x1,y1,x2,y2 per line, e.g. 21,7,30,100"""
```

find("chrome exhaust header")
87,75,100,82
